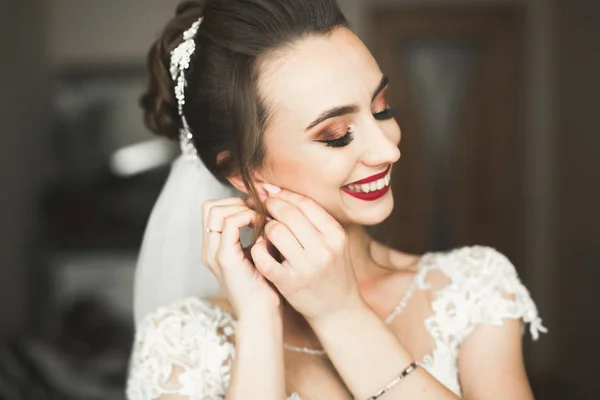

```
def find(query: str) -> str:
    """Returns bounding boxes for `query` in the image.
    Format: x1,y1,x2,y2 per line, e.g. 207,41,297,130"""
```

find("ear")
227,173,271,199
218,151,269,198
226,173,249,194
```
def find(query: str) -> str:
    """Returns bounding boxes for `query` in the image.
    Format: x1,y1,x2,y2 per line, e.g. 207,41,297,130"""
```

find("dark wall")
0,0,51,336
555,0,600,398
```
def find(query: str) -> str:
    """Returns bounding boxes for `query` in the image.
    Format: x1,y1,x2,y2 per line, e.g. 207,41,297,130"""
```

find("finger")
266,189,343,237
219,209,263,254
203,202,250,274
215,209,263,276
206,205,249,231
263,197,322,250
202,197,247,232
263,220,304,266
206,209,261,283
203,227,223,280
250,236,291,287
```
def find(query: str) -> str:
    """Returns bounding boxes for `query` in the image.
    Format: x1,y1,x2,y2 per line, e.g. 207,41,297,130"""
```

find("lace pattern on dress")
126,298,237,400
126,246,546,400
414,245,547,396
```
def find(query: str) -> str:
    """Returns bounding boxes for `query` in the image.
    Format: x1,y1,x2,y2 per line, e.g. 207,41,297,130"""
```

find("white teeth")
346,168,393,194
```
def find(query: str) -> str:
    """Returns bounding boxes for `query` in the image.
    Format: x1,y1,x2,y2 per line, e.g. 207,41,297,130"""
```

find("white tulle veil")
133,16,252,324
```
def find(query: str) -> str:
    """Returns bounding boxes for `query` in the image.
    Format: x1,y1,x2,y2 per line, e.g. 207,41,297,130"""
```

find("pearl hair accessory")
169,17,204,161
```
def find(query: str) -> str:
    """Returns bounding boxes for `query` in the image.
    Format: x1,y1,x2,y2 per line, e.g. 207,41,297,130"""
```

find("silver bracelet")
366,362,419,400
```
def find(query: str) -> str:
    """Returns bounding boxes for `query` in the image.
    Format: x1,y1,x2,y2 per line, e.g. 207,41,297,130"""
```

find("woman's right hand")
202,196,281,321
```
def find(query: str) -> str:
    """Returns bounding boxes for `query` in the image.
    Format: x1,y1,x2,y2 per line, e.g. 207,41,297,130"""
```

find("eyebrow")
305,75,390,132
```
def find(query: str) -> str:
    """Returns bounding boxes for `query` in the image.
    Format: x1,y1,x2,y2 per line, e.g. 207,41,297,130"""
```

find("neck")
281,223,390,342
342,223,390,286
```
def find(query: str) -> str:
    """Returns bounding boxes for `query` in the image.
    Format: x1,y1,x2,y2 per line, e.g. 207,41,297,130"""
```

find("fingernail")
256,236,265,243
266,216,273,222
263,183,281,194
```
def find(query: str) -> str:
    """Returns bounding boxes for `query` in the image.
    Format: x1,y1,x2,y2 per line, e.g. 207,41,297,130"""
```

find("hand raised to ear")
251,186,362,324
202,196,281,319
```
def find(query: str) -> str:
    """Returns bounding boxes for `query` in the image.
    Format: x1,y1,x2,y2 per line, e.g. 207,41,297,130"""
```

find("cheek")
268,151,317,188
264,132,355,193
275,159,306,180
270,150,352,194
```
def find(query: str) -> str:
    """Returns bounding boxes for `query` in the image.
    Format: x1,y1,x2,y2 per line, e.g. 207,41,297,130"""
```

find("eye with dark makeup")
318,108,396,148
374,107,396,121
319,106,396,148
314,77,397,148
372,87,396,121
318,125,355,148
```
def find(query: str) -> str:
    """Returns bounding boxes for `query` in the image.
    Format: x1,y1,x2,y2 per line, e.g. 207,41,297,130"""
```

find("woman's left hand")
250,185,363,323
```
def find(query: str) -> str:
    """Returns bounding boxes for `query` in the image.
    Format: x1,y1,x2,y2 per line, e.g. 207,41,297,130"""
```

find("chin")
340,190,395,226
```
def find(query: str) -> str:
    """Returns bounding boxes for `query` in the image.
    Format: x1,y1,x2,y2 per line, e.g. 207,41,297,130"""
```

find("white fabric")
126,245,547,399
133,155,251,325
413,246,547,395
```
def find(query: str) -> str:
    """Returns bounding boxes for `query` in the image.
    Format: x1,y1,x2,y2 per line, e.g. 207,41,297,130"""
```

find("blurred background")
0,0,598,399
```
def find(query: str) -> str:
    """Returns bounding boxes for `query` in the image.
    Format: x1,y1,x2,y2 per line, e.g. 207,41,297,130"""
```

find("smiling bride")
125,1,547,399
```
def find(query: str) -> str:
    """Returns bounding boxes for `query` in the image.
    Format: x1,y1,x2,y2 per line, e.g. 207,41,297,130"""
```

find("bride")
126,0,547,399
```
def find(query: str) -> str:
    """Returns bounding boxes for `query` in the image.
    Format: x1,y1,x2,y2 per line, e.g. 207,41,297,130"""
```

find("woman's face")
257,27,401,226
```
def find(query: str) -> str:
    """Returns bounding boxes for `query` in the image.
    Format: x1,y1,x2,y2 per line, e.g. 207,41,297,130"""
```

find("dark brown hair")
140,0,349,239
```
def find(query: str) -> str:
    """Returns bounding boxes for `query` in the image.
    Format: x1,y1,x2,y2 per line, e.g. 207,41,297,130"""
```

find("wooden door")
368,6,526,265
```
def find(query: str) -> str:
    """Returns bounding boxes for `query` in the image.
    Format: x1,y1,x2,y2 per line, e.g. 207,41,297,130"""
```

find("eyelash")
320,107,396,148
321,126,355,148
374,107,396,121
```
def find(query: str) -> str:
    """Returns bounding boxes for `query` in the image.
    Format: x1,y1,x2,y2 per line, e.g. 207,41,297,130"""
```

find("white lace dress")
126,245,547,399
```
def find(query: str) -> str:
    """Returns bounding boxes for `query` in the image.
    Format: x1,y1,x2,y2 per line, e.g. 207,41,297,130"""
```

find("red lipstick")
345,165,391,186
341,165,392,202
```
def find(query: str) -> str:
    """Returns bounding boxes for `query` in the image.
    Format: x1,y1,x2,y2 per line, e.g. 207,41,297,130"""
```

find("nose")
358,119,401,167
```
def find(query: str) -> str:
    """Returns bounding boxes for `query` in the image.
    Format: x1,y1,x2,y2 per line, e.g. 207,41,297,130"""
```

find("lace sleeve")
426,246,548,347
126,298,236,400
450,246,547,340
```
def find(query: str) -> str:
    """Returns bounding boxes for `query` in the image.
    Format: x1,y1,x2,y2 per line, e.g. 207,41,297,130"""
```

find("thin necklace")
283,253,426,357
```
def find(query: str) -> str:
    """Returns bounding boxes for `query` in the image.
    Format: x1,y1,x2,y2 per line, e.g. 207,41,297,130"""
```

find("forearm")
226,313,286,400
309,298,459,400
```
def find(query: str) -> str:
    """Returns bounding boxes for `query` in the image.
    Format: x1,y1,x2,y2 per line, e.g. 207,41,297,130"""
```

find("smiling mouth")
343,167,392,193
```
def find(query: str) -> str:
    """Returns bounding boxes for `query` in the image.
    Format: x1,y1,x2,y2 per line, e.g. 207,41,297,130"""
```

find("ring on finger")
206,227,223,234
